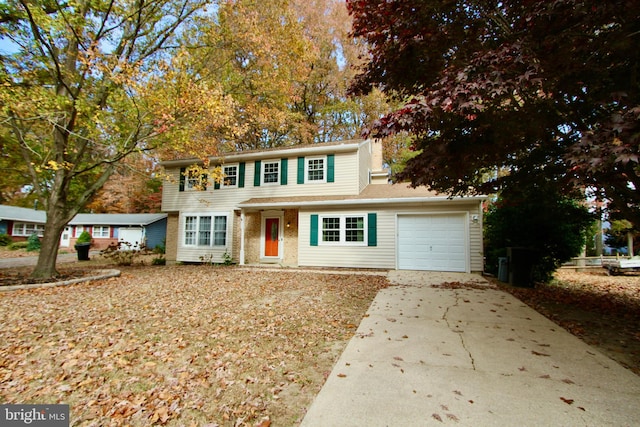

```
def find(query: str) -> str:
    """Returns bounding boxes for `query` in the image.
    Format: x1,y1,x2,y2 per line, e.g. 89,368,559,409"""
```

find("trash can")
507,247,535,287
74,242,91,261
498,257,509,282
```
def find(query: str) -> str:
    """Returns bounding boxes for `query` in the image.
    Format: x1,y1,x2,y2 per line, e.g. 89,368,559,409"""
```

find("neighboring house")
160,139,487,272
0,205,167,250
65,213,168,250
0,205,46,241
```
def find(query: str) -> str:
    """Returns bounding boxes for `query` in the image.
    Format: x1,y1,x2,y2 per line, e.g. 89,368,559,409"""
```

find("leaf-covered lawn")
497,269,640,375
0,266,388,426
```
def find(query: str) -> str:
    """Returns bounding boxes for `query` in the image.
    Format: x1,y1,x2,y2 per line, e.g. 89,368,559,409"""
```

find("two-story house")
160,139,486,272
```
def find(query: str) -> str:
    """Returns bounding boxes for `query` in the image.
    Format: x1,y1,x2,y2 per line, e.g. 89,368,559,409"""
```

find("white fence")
562,255,620,270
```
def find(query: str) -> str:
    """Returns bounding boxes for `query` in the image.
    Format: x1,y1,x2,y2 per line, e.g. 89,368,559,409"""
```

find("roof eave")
159,140,364,168
238,195,488,209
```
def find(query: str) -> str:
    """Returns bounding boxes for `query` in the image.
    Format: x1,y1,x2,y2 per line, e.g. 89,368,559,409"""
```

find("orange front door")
265,218,279,257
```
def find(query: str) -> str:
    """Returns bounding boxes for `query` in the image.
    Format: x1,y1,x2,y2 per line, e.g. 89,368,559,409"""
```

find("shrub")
0,234,12,246
8,241,28,250
76,231,92,244
484,186,594,283
100,241,148,266
152,256,166,265
26,233,41,252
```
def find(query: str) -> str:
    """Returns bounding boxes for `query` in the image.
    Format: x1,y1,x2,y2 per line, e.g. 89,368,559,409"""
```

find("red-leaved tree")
348,0,640,228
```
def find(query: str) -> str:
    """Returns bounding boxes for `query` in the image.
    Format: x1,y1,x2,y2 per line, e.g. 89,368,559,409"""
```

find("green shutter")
179,167,186,191
310,214,318,246
327,154,335,183
253,161,261,187
213,165,221,189
280,158,288,185
297,157,305,184
367,213,377,247
239,162,245,188
201,173,208,190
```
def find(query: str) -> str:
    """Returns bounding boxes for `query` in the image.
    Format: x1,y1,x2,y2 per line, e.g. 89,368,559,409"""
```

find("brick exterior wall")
243,212,261,264
165,213,179,262
282,209,299,266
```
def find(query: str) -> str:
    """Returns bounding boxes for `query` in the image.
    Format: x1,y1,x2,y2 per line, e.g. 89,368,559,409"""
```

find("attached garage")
397,213,468,272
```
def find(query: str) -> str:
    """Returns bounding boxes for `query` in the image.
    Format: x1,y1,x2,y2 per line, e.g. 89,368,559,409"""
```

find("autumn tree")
347,0,640,229
189,0,393,150
0,0,234,278
86,154,163,213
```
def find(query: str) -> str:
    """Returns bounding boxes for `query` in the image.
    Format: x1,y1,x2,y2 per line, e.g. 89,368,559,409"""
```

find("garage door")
118,228,144,250
397,214,467,272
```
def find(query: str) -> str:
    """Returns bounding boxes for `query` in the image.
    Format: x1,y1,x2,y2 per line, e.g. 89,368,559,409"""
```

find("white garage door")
397,214,467,272
118,228,144,250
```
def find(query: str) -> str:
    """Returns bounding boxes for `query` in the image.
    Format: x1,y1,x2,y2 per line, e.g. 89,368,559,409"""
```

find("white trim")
305,156,327,184
160,139,365,168
92,225,110,238
60,226,71,247
239,195,487,209
239,210,246,265
181,212,229,248
261,159,281,186
221,164,239,189
318,214,367,246
260,210,284,262
12,222,45,237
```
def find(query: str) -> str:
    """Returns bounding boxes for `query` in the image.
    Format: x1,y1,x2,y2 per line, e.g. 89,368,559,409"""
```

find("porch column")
239,209,246,265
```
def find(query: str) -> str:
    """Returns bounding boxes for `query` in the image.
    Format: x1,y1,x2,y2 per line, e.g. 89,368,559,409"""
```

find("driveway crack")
442,290,476,370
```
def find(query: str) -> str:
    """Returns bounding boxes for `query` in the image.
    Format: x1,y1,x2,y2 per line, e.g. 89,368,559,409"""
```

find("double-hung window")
92,226,110,238
306,157,325,182
320,215,366,245
222,165,238,188
12,223,45,237
262,160,280,185
184,214,227,247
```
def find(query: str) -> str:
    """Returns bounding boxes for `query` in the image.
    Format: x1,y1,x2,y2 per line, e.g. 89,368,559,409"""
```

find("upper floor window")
186,174,203,190
12,223,45,237
262,160,280,185
306,156,325,183
92,226,110,238
179,167,208,191
298,155,333,184
222,164,238,188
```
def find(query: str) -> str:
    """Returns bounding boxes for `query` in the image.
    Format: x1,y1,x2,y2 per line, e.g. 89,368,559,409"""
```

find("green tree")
605,220,637,254
347,0,640,229
0,0,228,278
485,185,594,283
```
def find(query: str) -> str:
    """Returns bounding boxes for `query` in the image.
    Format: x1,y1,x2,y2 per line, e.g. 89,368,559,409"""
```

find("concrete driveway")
301,271,640,426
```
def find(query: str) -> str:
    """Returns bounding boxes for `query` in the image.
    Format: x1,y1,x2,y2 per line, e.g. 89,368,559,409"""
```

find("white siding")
162,151,361,213
298,202,484,272
298,208,396,269
469,201,484,272
163,149,363,263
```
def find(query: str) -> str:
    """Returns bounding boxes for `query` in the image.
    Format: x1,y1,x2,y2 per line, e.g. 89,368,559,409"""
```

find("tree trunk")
31,205,71,279
32,226,65,279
